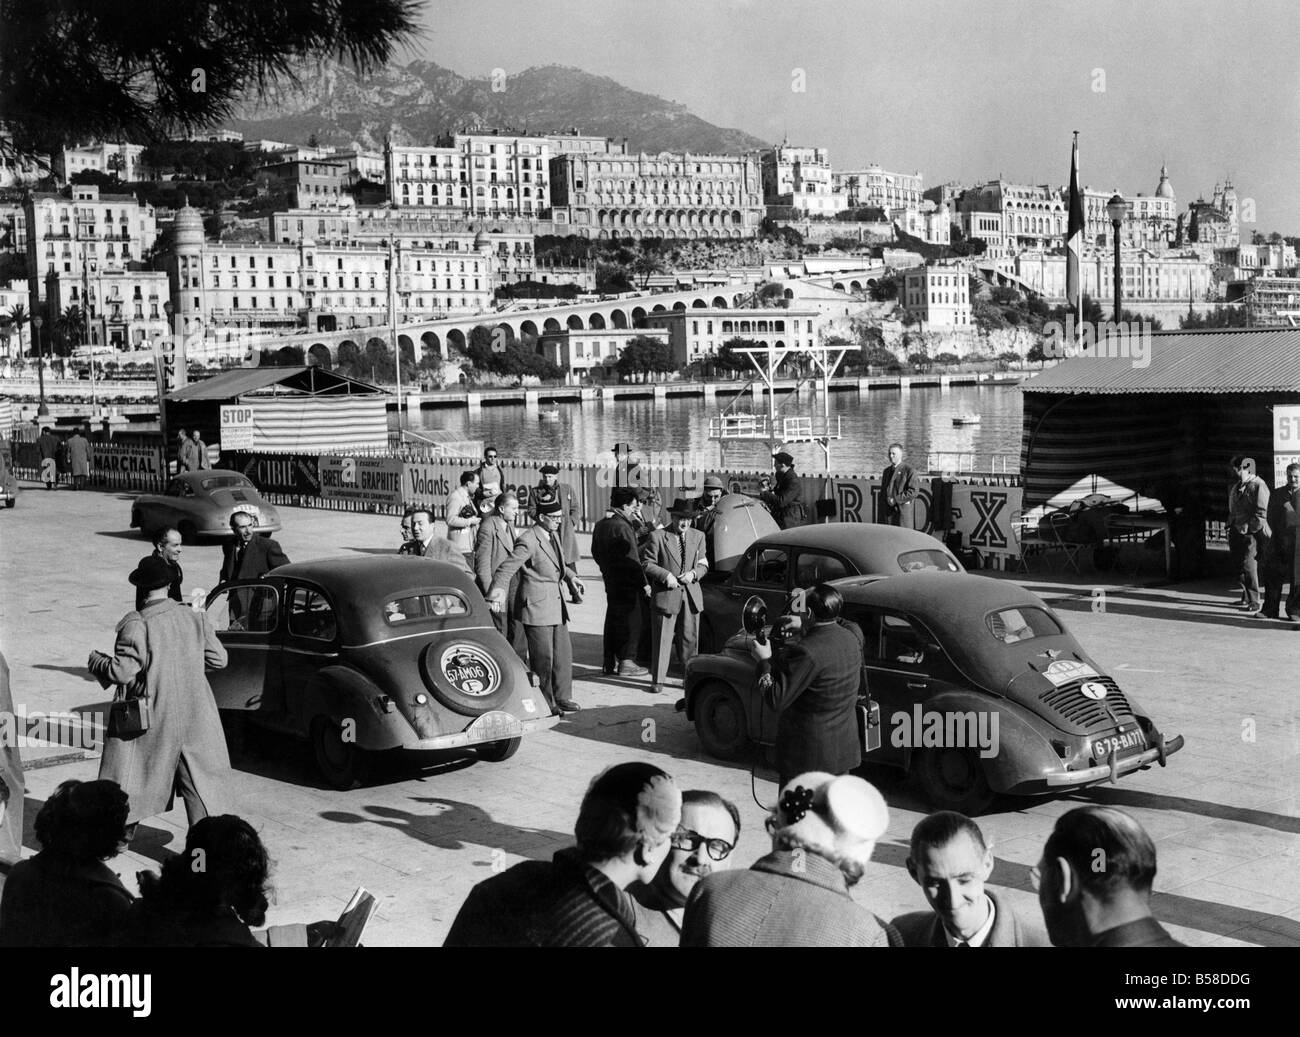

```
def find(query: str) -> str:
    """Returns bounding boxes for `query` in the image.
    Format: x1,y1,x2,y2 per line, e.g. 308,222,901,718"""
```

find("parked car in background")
685,572,1183,813
696,522,964,653
131,469,281,543
205,556,557,788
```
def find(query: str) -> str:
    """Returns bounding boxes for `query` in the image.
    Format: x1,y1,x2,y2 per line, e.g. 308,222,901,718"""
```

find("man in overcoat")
530,463,581,562
1227,457,1270,615
488,499,585,713
474,491,527,660
591,486,649,677
880,443,922,527
88,556,233,832
641,499,708,695
66,427,91,490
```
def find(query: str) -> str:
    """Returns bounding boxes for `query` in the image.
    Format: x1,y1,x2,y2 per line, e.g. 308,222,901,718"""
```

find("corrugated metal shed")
1021,327,1300,394
167,365,386,402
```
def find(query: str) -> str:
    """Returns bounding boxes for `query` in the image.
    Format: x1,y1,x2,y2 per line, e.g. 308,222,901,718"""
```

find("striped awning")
245,395,388,453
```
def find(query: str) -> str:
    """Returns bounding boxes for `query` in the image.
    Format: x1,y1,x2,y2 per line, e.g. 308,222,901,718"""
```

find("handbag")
105,615,153,739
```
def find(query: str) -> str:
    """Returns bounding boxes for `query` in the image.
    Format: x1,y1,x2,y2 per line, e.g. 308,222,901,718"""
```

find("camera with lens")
458,504,478,520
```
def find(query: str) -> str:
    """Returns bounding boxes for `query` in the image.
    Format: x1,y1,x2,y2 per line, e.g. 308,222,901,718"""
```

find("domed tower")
1222,177,1238,239
170,201,206,327
1155,163,1174,200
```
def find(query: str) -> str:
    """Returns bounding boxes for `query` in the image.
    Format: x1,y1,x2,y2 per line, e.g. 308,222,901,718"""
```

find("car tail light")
415,693,428,705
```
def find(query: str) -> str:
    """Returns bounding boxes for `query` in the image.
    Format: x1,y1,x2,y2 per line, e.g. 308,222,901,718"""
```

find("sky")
394,0,1300,235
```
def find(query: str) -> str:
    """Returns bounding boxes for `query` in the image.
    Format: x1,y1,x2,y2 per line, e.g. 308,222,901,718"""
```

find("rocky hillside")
228,60,768,155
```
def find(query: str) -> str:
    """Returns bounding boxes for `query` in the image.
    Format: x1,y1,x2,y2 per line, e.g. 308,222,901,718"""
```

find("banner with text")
224,452,321,497
320,455,405,507
403,458,581,526
90,442,166,492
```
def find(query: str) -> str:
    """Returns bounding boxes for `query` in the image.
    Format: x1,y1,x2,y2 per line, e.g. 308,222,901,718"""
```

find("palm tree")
5,304,27,360
55,305,85,356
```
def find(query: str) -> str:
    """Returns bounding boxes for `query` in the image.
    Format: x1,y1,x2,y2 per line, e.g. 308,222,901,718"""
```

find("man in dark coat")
760,452,805,529
1261,462,1300,620
750,584,863,787
591,487,649,677
135,527,184,611
1036,806,1185,947
218,510,290,584
892,812,1048,947
1227,457,1270,615
530,463,581,563
408,507,472,576
880,442,922,527
642,499,709,695
693,475,726,566
473,492,527,660
444,762,681,947
36,426,59,489
88,557,233,831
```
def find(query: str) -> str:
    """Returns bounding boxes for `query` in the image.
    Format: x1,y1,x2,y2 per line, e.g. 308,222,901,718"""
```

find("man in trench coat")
88,556,233,832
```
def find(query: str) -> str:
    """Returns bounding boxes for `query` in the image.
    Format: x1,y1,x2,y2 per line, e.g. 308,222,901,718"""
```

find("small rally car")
205,556,557,787
684,572,1183,813
131,469,281,542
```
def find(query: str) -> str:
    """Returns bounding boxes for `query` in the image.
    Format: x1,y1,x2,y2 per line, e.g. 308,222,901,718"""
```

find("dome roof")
473,229,489,249
172,203,206,248
1155,163,1175,199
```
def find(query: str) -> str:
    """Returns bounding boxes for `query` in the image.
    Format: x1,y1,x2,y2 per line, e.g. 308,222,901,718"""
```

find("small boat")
952,413,981,426
538,408,561,421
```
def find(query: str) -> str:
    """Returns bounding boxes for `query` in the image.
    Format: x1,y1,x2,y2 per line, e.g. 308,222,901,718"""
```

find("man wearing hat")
694,475,726,566
88,556,233,836
641,499,709,695
760,452,806,529
531,463,580,563
488,497,585,713
590,487,650,677
1227,456,1271,615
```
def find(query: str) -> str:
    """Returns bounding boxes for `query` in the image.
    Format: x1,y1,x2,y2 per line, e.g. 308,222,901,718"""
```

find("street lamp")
33,315,48,417
1107,193,1127,323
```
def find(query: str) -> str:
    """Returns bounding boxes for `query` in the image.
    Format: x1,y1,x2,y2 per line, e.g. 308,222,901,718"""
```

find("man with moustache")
218,511,290,584
628,790,741,947
892,811,1048,947
135,527,185,611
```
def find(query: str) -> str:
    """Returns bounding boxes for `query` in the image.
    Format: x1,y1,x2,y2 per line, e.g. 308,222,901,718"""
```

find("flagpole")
1069,131,1083,347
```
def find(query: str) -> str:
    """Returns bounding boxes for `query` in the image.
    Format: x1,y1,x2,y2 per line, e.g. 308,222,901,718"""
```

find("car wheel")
698,617,717,655
694,680,752,761
476,737,522,763
178,521,198,545
418,639,515,717
310,715,370,790
5,498,16,509
915,747,995,814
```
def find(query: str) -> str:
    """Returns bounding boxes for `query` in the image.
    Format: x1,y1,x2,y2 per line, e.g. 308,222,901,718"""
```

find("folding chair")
1011,509,1052,573
1043,510,1086,575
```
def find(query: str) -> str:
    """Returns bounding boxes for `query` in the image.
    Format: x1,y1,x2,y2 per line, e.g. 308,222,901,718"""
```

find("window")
288,586,337,641
740,547,788,587
874,613,935,667
795,552,849,587
207,585,279,635
985,606,1061,644
897,549,962,573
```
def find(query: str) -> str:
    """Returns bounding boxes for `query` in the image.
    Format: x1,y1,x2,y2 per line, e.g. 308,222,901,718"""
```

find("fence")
7,427,167,492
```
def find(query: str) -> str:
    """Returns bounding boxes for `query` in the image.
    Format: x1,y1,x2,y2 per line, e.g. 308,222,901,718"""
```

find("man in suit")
408,507,472,576
487,498,585,714
187,430,211,472
218,510,290,584
760,452,805,529
444,469,481,552
1036,806,1184,947
892,812,1048,947
135,527,185,611
591,487,650,677
1228,456,1271,614
880,442,922,527
474,491,526,660
1261,462,1300,620
750,583,862,788
530,463,581,563
641,499,708,695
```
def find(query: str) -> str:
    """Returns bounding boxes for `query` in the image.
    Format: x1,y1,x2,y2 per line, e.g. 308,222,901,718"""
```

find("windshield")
898,549,962,573
384,592,469,624
200,475,255,492
986,606,1063,644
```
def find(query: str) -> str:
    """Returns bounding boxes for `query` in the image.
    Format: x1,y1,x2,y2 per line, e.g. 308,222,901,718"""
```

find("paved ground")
1,483,1297,946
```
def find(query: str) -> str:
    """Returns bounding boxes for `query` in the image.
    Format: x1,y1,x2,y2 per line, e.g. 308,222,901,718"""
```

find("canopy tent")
1020,328,1300,523
166,365,390,454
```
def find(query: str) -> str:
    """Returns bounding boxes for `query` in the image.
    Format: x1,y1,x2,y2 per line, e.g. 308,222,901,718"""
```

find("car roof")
754,523,959,565
174,469,248,485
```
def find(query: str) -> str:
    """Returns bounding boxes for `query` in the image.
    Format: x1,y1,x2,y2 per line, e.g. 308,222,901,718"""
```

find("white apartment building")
24,184,158,317
1081,168,1177,251
761,145,846,216
642,307,823,366
539,327,648,379
545,131,628,157
1012,248,1215,302
325,148,387,185
901,261,972,329
959,211,1007,259
44,268,171,350
958,181,1064,253
833,166,923,210
387,132,552,218
894,202,952,245
55,142,146,183
0,134,47,188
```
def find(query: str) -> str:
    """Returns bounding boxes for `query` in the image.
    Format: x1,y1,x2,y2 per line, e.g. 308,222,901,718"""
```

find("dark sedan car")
131,469,281,543
696,523,964,653
205,556,557,788
685,572,1184,813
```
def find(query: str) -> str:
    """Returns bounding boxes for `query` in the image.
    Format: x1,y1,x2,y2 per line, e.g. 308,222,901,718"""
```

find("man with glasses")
629,789,740,947
477,446,503,499
218,510,289,585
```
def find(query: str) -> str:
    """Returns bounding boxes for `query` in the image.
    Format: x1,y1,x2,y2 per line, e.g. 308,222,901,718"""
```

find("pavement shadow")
32,664,101,685
21,793,176,865
1063,783,1300,835
318,797,568,860
1051,595,1298,630
94,529,149,541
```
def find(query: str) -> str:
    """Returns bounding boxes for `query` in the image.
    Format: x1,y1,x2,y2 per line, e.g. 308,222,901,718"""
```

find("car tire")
310,714,371,790
915,746,995,814
4,498,15,509
476,736,522,763
694,680,752,761
418,639,515,717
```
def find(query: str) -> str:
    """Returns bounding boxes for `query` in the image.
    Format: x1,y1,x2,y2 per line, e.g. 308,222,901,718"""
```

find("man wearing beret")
531,463,581,563
760,453,806,529
488,498,585,713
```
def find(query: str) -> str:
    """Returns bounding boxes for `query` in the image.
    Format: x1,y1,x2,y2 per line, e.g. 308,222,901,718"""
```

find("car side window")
207,585,278,634
844,605,878,656
795,551,849,587
879,613,933,668
288,586,337,641
740,547,788,587
166,479,192,498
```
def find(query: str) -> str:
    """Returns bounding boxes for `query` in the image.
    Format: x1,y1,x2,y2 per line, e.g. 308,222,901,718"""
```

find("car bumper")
400,713,560,751
1044,733,1185,787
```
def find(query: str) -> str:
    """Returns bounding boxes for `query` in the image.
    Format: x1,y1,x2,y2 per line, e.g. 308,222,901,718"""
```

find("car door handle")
906,681,927,689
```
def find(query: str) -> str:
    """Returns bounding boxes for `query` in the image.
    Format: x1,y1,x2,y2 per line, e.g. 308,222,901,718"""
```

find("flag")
1066,131,1084,325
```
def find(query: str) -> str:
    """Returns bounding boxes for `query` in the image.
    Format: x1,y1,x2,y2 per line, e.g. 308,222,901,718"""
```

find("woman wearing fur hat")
681,773,902,947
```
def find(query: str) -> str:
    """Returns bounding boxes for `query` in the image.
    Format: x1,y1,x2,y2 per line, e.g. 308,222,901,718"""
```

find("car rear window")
384,592,470,624
986,607,1062,644
201,475,254,492
898,549,962,573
